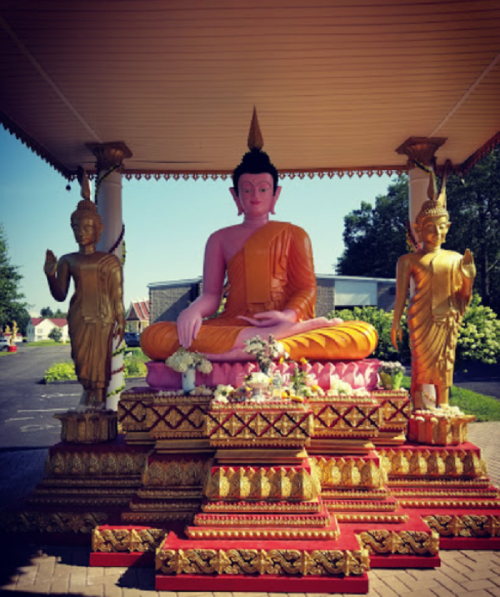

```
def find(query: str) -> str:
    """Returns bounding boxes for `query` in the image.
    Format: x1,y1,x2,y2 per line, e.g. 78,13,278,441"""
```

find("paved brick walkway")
0,422,498,596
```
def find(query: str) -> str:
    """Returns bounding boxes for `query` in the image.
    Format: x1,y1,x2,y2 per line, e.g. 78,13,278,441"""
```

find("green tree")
40,306,54,318
53,308,67,319
337,148,500,314
446,148,500,314
48,327,63,343
0,224,30,335
336,176,408,278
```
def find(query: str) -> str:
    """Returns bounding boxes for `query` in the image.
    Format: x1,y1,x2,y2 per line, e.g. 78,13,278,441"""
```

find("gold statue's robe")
405,249,472,386
141,222,377,361
67,252,123,390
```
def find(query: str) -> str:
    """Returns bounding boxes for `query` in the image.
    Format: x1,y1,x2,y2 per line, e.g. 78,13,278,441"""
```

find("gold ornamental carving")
408,412,476,445
54,411,117,443
310,401,381,438
423,514,500,538
202,501,322,513
205,466,319,501
193,512,330,527
118,394,151,432
395,136,447,168
357,529,439,556
45,450,146,477
147,404,208,439
377,448,487,478
92,527,165,553
0,511,108,534
186,527,339,541
310,457,386,489
207,407,313,448
156,546,370,576
86,141,133,171
143,459,209,487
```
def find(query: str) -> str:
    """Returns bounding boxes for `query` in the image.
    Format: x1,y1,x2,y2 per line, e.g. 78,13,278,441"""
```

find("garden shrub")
328,306,410,363
457,295,500,366
44,361,76,382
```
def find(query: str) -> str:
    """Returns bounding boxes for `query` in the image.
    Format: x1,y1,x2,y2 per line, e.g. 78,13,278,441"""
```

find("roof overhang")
1,1,500,180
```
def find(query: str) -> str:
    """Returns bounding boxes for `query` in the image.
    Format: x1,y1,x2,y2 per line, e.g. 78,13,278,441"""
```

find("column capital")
396,136,447,169
86,141,133,171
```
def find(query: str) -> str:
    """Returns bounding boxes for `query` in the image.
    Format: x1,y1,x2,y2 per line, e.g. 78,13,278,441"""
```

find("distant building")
125,299,150,333
26,318,69,342
148,275,396,324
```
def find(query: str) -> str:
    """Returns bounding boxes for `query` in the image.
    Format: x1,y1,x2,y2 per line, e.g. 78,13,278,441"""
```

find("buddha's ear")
270,186,282,215
229,187,244,216
413,223,422,242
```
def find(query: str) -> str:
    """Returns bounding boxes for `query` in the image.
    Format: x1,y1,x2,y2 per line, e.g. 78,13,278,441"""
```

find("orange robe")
141,222,377,361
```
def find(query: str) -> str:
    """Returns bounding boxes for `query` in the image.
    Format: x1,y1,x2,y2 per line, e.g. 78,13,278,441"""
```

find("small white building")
26,318,69,342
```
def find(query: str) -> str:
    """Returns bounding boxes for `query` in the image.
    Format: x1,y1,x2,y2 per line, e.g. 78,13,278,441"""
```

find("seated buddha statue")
141,117,377,363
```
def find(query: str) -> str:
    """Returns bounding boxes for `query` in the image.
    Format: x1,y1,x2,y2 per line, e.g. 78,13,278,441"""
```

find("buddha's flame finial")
77,166,92,201
414,159,452,208
247,107,264,151
414,159,453,230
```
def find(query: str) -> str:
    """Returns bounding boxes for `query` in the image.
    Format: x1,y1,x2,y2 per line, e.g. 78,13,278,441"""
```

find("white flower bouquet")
166,347,213,374
213,384,235,403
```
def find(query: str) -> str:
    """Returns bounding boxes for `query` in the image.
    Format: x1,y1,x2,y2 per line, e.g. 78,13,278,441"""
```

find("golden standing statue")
391,163,476,410
44,199,125,409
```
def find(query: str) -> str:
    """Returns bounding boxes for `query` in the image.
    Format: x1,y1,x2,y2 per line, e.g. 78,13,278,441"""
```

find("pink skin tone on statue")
176,173,341,361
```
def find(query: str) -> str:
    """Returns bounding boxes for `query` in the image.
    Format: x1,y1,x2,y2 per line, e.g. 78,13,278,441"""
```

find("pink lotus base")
145,359,380,391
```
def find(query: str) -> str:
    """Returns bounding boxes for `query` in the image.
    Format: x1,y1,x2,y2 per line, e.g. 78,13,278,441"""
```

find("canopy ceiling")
1,0,500,179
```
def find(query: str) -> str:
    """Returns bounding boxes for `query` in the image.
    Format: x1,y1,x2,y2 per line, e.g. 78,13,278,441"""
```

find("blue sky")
0,126,395,315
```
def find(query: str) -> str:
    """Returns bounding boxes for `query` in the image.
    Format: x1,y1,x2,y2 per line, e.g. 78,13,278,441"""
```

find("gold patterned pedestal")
120,390,215,526
155,400,370,592
408,410,476,445
55,410,118,443
0,439,149,535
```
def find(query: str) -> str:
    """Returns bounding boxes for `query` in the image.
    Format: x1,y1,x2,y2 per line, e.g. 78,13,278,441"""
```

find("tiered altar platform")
2,360,500,594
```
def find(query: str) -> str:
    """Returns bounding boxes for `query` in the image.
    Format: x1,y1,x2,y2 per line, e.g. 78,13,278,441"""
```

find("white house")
26,318,69,342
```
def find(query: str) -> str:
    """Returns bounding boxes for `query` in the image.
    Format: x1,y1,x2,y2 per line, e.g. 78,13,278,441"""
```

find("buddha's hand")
461,249,476,279
391,321,402,351
44,250,58,276
238,309,297,327
177,308,202,348
115,314,125,343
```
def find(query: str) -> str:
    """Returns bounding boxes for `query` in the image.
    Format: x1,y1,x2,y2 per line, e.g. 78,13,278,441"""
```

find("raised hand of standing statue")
461,249,476,279
44,249,58,276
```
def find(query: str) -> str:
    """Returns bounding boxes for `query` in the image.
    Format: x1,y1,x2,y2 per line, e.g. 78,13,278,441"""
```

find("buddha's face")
71,218,101,247
416,215,450,249
230,173,281,218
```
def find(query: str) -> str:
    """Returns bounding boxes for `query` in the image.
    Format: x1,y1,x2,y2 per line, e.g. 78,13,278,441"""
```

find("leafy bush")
457,295,500,366
329,295,500,367
328,306,410,362
44,361,76,382
48,327,63,343
44,350,148,382
124,354,147,378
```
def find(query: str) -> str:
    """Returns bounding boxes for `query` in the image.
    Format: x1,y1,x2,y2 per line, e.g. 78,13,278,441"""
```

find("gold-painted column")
87,141,133,410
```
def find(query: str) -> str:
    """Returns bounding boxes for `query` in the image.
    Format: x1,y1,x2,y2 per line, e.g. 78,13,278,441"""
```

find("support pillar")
87,141,133,410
